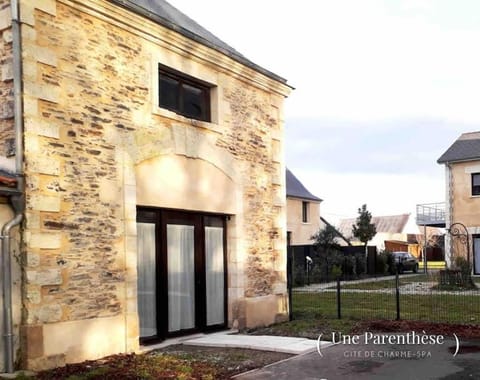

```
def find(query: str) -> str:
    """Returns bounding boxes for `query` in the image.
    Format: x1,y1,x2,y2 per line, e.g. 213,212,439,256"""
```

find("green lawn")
292,291,480,324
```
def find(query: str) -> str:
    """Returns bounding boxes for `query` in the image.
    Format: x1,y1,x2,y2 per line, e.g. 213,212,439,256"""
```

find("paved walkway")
235,337,480,379
296,273,420,292
182,331,333,355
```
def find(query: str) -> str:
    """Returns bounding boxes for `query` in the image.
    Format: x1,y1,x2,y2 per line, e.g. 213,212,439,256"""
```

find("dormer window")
158,65,211,122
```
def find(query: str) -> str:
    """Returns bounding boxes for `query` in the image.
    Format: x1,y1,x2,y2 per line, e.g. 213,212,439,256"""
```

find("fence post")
287,249,293,321
395,268,400,321
337,277,341,319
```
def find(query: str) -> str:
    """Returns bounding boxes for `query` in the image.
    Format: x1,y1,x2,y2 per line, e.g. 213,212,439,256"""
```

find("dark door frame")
137,207,228,344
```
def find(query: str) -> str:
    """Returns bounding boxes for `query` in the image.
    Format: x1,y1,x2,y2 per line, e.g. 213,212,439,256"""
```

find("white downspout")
1,0,25,373
445,163,452,268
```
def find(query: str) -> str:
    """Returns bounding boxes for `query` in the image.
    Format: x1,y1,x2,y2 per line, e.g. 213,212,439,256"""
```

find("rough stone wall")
21,0,289,369
0,0,14,158
218,86,284,298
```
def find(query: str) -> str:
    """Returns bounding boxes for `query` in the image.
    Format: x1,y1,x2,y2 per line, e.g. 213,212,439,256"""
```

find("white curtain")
167,224,195,332
474,238,480,275
205,226,224,326
137,223,157,338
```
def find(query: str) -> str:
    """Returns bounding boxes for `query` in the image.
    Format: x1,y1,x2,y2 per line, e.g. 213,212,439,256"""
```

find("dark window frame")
158,64,211,122
302,201,309,223
472,173,480,196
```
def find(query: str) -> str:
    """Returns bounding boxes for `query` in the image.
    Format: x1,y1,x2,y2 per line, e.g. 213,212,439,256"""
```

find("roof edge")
287,195,323,202
437,156,480,164
109,0,291,87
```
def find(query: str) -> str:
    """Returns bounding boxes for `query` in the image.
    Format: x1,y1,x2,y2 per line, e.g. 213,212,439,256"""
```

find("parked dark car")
392,251,419,273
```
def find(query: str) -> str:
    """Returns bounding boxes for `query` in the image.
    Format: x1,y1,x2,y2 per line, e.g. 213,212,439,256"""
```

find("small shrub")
331,264,342,279
375,251,389,274
354,252,366,275
454,256,476,288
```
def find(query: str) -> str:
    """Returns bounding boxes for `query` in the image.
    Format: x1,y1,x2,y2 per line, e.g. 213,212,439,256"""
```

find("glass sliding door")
167,224,196,332
136,208,227,342
205,225,225,326
137,222,157,338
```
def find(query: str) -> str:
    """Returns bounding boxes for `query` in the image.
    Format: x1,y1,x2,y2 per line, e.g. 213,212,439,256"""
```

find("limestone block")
27,354,66,372
19,1,35,26
27,252,40,267
126,299,137,314
21,24,36,42
27,269,62,286
25,117,60,139
271,128,282,142
125,219,137,236
245,294,287,328
123,160,136,186
27,156,60,176
124,184,136,206
29,194,61,212
23,97,38,117
28,232,62,249
124,204,137,222
228,287,245,301
127,337,139,353
43,316,126,361
272,140,281,163
2,29,12,43
23,44,57,67
34,0,57,16
25,212,41,229
21,324,44,360
24,82,59,104
27,289,41,304
272,282,286,295
37,304,63,323
99,178,121,204
1,60,13,81
271,174,282,186
0,7,11,31
22,60,37,83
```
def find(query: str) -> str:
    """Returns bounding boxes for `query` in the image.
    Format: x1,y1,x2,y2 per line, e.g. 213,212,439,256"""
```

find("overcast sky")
169,0,480,223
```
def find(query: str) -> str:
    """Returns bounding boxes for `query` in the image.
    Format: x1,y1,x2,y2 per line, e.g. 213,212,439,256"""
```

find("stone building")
0,0,291,371
438,131,480,273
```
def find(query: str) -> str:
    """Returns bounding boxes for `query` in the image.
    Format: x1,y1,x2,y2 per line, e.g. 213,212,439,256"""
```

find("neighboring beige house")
337,213,431,256
0,0,291,372
286,169,322,246
438,131,480,274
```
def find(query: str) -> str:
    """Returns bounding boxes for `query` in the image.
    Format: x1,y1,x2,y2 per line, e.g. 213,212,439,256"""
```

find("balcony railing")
416,202,446,226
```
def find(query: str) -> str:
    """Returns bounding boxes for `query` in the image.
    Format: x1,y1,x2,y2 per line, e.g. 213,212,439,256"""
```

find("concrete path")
296,273,420,292
183,331,333,355
235,337,480,380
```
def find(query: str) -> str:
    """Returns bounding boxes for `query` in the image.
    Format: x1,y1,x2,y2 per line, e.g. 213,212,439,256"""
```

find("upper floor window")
472,173,480,196
302,201,309,223
158,65,211,122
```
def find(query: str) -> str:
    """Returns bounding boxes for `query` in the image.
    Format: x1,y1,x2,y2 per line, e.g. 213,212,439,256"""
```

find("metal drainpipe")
1,214,22,374
1,0,25,373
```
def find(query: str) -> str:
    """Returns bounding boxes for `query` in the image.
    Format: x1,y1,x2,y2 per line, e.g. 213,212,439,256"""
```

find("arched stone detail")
135,154,239,215
131,123,238,184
